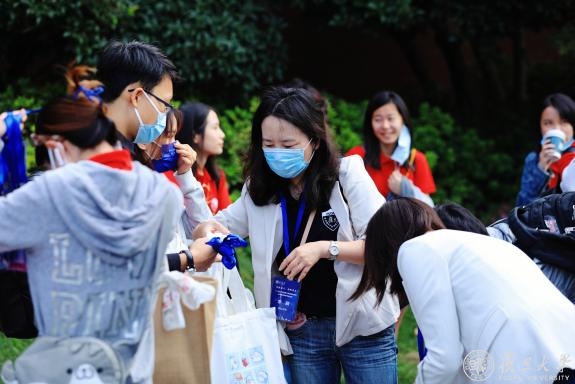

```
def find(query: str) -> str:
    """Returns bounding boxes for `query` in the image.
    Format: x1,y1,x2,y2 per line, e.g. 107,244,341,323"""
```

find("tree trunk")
393,29,441,105
433,22,474,121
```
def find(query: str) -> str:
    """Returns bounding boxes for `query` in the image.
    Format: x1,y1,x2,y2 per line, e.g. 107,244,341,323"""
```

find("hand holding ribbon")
206,234,248,269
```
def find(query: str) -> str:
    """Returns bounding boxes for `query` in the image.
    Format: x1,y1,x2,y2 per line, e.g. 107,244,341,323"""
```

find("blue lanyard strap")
280,191,307,256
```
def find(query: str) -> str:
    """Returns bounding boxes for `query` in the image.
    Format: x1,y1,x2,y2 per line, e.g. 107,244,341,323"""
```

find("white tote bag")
207,263,286,384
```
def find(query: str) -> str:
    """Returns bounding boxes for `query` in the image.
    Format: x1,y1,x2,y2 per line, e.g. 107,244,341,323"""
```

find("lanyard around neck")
280,191,306,256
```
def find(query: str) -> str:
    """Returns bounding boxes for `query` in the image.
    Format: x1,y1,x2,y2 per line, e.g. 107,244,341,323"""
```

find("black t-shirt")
275,193,339,317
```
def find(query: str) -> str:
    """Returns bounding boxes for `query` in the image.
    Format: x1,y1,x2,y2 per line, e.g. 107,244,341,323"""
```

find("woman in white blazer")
354,198,575,384
203,86,399,384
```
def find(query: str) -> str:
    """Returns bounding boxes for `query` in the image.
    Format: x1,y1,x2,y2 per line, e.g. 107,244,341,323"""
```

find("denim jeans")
285,317,397,384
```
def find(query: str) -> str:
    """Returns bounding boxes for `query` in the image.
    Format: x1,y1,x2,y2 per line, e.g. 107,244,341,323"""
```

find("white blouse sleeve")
173,169,213,237
214,183,250,238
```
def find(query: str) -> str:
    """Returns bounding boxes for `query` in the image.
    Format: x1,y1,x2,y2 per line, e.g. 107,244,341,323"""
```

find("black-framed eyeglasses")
128,88,174,113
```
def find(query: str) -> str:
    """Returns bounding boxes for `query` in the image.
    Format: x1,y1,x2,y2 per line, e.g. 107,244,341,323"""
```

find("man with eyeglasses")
96,40,217,274
97,40,177,154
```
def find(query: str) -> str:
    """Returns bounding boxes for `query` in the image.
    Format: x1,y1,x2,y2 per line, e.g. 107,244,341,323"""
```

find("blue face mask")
133,92,168,144
263,139,314,179
152,142,179,172
390,125,412,164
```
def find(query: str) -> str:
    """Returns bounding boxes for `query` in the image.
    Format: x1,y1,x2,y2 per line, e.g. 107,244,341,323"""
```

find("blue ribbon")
206,234,248,269
280,191,306,256
72,85,104,103
1,111,28,194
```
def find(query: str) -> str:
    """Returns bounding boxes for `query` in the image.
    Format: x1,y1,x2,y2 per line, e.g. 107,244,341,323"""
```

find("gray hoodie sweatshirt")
0,158,182,382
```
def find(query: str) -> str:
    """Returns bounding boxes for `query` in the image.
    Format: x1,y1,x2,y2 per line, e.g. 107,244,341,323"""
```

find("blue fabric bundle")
0,112,28,194
206,234,248,269
0,110,36,271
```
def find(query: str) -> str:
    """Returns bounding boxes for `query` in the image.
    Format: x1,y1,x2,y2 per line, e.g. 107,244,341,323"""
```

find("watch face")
329,244,338,256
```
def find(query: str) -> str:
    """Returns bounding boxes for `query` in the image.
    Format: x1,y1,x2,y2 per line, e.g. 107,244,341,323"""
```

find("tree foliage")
119,1,286,104
0,0,286,105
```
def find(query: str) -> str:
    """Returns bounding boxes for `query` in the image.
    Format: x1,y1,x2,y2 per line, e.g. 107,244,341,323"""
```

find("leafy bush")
217,97,259,200
326,96,365,154
413,103,516,221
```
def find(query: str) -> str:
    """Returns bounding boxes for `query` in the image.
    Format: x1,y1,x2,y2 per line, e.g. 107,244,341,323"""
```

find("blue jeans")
285,317,397,384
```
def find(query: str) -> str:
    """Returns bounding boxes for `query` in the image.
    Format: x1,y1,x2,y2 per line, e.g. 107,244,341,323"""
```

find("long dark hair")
363,90,412,169
177,102,221,187
351,198,445,303
245,86,339,207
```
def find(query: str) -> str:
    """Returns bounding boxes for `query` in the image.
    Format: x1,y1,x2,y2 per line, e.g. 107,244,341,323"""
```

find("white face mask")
133,92,168,144
47,141,68,169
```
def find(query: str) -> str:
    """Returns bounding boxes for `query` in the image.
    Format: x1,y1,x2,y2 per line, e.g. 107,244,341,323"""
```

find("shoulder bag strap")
299,210,316,246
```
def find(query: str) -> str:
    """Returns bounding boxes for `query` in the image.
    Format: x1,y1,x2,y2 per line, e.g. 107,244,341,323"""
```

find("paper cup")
542,128,566,161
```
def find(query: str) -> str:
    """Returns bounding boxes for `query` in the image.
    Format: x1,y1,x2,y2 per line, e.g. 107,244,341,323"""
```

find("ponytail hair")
36,64,116,148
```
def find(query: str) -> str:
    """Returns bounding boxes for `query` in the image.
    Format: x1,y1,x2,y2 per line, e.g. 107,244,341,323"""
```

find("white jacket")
399,229,575,384
215,155,399,353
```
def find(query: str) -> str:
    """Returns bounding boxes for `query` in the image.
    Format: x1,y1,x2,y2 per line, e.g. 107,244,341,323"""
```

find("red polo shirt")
346,146,436,197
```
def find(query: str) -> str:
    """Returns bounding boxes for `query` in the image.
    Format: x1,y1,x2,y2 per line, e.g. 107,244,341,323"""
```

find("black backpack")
0,269,37,338
507,192,575,274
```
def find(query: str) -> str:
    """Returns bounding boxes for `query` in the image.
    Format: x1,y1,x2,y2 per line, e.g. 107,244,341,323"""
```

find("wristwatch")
328,241,339,261
181,248,195,271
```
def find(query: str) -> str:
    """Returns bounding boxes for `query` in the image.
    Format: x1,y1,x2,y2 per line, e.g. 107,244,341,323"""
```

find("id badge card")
270,276,301,322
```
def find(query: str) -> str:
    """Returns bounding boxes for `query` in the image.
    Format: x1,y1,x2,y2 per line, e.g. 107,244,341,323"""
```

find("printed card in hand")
270,276,301,322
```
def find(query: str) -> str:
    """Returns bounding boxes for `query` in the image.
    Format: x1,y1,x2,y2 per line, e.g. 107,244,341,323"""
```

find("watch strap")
182,248,195,271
